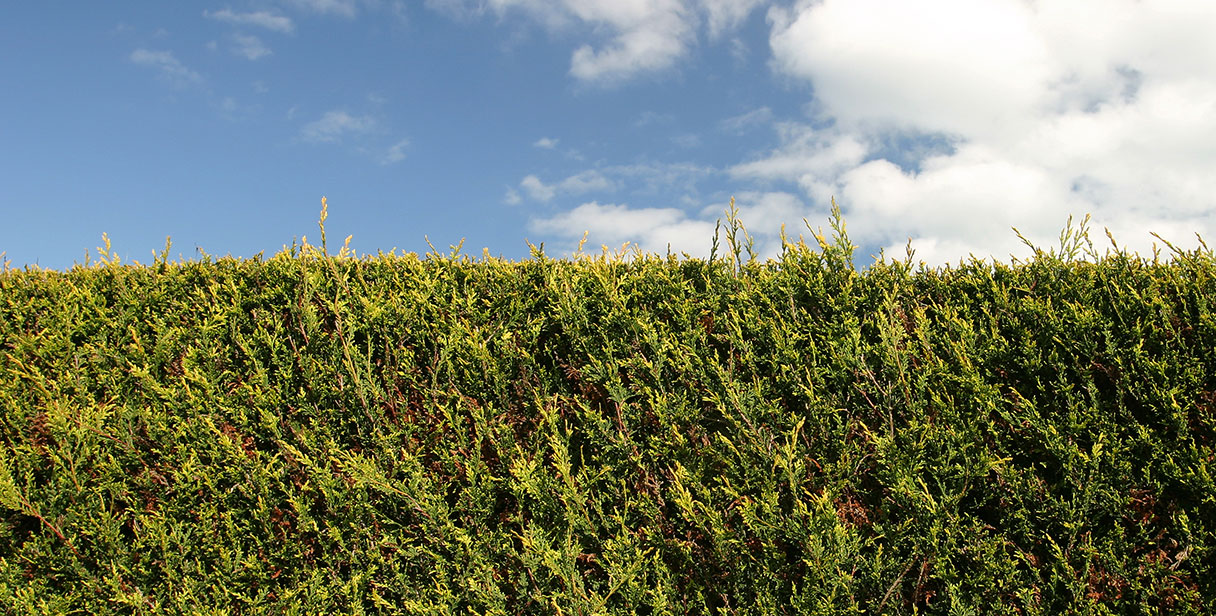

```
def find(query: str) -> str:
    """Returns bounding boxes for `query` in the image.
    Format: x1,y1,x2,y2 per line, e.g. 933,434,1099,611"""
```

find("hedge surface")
1,215,1213,614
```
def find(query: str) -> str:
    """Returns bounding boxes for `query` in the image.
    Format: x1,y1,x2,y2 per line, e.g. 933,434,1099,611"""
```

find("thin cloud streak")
284,0,358,18
232,34,272,60
381,139,410,164
129,49,204,87
517,170,614,202
718,106,773,134
203,9,295,33
300,111,376,143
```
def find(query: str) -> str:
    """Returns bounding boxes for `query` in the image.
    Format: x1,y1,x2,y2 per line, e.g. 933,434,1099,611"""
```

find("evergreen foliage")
1,201,1213,614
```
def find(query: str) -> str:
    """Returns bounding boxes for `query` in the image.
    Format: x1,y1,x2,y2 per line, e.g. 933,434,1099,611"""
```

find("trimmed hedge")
1,210,1213,614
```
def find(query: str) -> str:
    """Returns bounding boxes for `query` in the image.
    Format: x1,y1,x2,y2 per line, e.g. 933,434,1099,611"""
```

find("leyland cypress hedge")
1,204,1213,614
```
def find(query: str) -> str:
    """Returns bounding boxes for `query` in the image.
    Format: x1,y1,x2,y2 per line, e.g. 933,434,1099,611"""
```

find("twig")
22,496,84,560
877,556,917,613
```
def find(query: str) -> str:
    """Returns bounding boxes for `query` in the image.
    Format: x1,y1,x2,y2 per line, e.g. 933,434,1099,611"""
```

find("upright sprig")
313,196,355,259
1013,213,1098,264
806,197,856,272
319,196,330,255
713,196,756,273
152,236,174,272
94,233,121,268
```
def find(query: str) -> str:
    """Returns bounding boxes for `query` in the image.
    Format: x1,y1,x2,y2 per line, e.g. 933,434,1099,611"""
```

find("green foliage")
1,202,1214,614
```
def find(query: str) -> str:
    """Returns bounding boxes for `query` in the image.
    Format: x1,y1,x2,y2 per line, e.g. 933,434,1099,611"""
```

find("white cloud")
529,202,718,256
836,148,1067,259
533,137,559,149
747,0,1216,264
570,7,693,84
561,170,615,193
517,170,615,202
203,9,295,33
526,191,813,259
129,49,203,87
703,192,806,237
511,161,711,207
770,0,1050,139
232,34,272,60
300,111,376,143
425,0,1215,265
428,0,766,85
519,175,556,202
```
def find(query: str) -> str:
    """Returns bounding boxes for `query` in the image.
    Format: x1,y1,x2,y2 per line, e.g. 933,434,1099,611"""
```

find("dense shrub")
1,207,1213,614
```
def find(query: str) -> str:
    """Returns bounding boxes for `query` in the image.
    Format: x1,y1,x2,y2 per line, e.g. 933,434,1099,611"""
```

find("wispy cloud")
213,96,259,120
519,176,556,202
283,0,357,18
569,12,692,85
528,191,811,259
699,0,767,39
672,134,702,149
203,9,295,33
605,161,713,196
428,0,768,86
529,202,718,256
129,49,203,88
634,111,673,127
719,106,773,134
232,34,272,60
381,139,410,164
533,137,559,149
504,187,523,205
300,111,376,143
508,161,714,224
728,123,868,203
516,170,615,202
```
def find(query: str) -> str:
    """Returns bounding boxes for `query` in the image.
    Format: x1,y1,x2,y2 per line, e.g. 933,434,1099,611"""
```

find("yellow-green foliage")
1,202,1214,614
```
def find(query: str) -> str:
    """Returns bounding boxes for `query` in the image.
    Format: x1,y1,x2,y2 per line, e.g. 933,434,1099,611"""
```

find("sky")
3,0,1216,270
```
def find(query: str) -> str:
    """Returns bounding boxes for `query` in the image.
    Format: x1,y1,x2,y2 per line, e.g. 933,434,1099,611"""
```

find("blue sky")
4,0,1215,270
